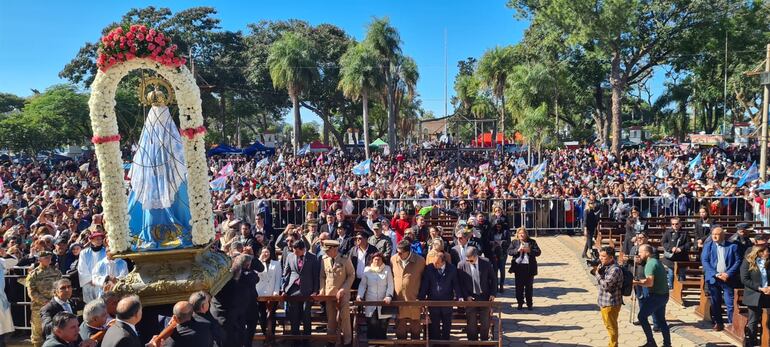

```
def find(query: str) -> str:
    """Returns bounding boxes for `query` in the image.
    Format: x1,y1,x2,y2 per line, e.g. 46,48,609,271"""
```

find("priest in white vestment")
77,231,107,302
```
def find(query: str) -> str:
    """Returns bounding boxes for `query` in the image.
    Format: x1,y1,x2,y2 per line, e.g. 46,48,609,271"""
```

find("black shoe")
632,320,640,326
653,326,660,332
638,342,657,347
517,303,523,310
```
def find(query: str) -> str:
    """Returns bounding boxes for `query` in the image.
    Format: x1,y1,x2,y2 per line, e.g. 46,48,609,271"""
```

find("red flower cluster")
180,126,207,140
92,134,121,145
97,24,186,71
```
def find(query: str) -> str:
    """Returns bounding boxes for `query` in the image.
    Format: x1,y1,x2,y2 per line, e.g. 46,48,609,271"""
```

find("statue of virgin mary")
126,86,193,251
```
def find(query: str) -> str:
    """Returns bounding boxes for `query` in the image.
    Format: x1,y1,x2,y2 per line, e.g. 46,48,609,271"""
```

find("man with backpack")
595,246,624,347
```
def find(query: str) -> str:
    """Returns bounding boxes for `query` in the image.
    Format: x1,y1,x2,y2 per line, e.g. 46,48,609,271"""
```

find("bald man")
162,301,213,347
101,295,144,347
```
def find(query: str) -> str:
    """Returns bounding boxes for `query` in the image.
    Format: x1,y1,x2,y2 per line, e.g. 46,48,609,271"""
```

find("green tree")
364,17,419,148
339,42,384,159
267,31,319,154
23,84,90,143
0,93,25,114
510,0,720,154
516,103,553,158
477,46,516,143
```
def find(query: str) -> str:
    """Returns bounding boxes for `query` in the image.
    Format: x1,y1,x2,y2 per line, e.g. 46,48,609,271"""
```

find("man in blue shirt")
701,226,741,331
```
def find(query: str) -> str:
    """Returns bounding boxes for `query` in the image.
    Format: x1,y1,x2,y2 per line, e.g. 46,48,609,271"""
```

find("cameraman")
595,246,623,347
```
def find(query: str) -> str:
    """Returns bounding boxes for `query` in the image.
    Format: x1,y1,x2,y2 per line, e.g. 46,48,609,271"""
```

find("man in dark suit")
701,226,741,331
162,301,212,347
188,291,223,347
42,279,82,338
282,239,320,344
79,300,108,346
450,230,473,265
42,312,92,347
457,247,497,341
317,214,338,237
418,250,459,342
101,295,144,347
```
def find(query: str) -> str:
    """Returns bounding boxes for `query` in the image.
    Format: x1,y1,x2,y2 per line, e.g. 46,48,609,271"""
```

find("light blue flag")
352,159,371,176
688,153,702,171
209,176,227,191
738,162,758,187
653,155,665,168
527,160,548,183
758,181,770,191
297,144,310,156
256,157,269,168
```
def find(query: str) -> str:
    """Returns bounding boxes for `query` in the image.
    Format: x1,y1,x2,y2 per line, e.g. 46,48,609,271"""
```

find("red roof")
309,140,331,149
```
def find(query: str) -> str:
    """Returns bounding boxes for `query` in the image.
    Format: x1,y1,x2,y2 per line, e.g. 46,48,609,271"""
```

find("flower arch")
88,57,213,253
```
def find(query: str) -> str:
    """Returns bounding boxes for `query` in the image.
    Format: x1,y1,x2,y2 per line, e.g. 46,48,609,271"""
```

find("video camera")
586,248,600,269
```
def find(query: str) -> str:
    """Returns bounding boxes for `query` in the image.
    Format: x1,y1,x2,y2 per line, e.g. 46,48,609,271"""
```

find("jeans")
707,280,735,325
638,294,671,347
665,266,685,290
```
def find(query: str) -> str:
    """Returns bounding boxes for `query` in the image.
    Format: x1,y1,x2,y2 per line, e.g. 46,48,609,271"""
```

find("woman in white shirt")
255,248,281,336
355,252,394,340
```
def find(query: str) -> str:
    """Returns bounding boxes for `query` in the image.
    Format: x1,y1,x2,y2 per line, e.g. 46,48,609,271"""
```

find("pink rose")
148,43,156,51
149,29,156,36
137,33,145,41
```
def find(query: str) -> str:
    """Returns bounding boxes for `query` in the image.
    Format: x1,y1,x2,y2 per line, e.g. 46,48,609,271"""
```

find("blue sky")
0,0,528,124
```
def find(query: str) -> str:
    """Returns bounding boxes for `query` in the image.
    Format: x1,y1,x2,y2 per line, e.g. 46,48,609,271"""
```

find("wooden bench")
726,289,748,344
670,261,703,306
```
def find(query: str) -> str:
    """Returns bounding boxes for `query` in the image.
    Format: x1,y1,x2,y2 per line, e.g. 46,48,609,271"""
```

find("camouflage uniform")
25,264,61,347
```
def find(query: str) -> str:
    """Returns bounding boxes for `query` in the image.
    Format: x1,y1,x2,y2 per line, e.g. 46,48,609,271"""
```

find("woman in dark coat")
741,245,770,347
693,206,713,248
508,227,541,310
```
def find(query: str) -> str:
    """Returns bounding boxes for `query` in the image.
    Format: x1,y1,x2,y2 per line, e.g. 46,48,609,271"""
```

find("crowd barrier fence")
232,196,759,236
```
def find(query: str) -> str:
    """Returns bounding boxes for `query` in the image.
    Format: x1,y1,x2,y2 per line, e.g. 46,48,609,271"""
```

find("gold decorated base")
112,244,231,306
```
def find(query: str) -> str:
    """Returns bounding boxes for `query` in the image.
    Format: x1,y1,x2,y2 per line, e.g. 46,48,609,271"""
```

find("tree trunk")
291,93,302,155
386,76,397,149
362,90,371,160
609,53,624,155
219,92,227,141
322,121,330,145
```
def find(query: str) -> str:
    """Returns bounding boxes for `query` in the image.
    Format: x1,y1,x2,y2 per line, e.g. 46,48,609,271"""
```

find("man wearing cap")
26,250,62,347
368,223,392,264
729,222,754,256
52,238,69,274
319,240,355,347
77,231,107,302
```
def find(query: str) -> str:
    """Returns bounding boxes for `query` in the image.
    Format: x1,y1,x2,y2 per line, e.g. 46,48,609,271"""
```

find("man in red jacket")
390,210,412,244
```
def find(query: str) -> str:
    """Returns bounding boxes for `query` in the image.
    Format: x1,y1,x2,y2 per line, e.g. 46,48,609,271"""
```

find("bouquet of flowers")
97,24,186,71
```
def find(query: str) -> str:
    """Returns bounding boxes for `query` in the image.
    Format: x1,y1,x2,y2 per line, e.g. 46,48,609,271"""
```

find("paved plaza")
497,235,739,347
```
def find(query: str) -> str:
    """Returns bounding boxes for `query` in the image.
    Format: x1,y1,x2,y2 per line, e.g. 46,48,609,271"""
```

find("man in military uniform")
26,251,62,347
319,240,355,347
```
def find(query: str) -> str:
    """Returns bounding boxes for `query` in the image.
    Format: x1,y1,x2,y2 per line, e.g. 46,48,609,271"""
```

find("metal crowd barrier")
232,198,591,236
6,266,32,332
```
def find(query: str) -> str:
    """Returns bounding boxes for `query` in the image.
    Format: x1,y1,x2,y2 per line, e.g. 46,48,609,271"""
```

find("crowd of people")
0,142,766,346
594,210,770,347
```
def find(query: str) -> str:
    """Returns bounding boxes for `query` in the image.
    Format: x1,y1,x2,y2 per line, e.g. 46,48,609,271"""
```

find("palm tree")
339,42,384,159
267,32,318,154
364,17,403,149
477,46,515,145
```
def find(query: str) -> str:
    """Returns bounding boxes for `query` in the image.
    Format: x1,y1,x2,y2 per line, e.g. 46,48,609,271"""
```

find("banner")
352,159,371,176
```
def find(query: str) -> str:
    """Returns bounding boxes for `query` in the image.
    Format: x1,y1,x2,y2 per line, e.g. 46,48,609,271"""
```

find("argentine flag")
738,162,759,187
688,153,702,171
217,163,234,177
210,176,228,191
527,160,548,183
256,157,269,168
352,159,372,176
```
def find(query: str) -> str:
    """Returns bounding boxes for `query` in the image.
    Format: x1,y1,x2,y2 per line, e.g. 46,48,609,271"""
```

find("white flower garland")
89,57,214,253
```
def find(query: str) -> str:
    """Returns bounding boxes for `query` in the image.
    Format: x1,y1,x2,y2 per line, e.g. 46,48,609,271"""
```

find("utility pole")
760,43,770,181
